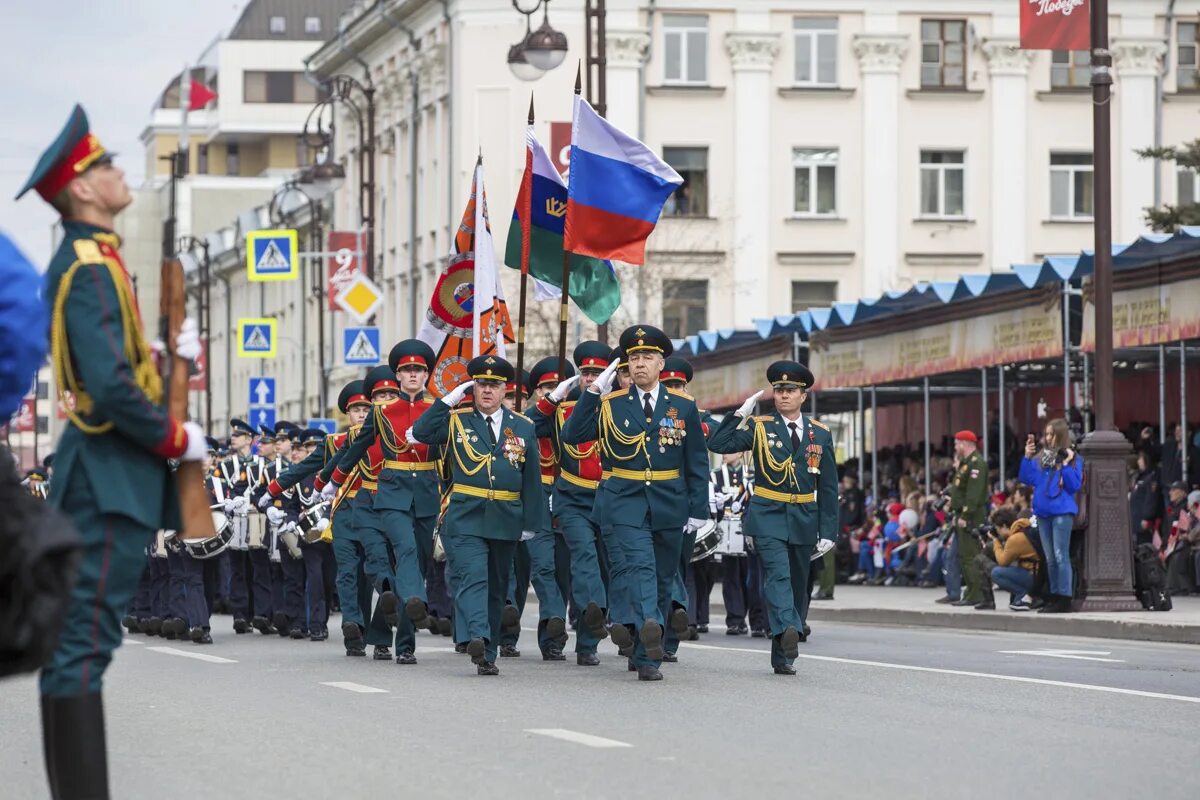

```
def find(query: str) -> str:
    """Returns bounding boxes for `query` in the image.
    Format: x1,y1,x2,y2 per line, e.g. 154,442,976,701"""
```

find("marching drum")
690,518,722,562
177,508,234,560
248,513,267,549
299,502,331,544
716,517,746,556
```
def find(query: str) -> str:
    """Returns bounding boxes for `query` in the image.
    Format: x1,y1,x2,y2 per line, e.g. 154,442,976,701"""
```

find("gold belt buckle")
486,489,495,500
644,468,653,484
789,493,798,503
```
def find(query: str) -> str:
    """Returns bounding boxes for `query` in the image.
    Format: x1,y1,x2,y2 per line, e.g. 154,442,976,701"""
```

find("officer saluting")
18,105,210,797
411,355,548,675
560,326,710,682
707,361,838,675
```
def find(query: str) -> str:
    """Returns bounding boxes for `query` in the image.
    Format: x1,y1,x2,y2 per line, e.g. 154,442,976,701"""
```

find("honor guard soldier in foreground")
561,326,710,682
19,104,210,799
708,361,838,674
411,355,548,675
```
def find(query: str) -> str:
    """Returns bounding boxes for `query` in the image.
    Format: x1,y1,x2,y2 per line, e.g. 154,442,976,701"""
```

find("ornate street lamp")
510,1,568,77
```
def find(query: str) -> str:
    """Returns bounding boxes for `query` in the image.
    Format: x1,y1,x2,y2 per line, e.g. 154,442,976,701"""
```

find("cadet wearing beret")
17,104,211,798
411,355,548,675
707,361,838,675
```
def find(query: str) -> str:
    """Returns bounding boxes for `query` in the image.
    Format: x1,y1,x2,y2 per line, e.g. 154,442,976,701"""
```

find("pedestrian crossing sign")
342,326,381,366
246,229,298,282
237,318,277,358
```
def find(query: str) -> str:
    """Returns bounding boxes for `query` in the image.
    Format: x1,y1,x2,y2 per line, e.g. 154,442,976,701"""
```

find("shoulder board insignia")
601,389,626,402
753,415,773,422
450,407,472,415
559,399,577,410
72,239,103,264
666,387,694,401
509,411,532,424
809,418,830,432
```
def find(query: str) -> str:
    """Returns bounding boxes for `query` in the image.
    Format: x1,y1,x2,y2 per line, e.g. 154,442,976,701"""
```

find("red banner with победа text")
1020,0,1090,51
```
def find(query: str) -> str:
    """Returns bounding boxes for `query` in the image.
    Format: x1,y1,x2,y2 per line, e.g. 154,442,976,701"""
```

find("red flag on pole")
187,79,218,110
1020,0,1091,51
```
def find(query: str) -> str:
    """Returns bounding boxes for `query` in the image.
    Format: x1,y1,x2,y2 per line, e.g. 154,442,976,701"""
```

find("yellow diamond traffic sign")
334,273,384,323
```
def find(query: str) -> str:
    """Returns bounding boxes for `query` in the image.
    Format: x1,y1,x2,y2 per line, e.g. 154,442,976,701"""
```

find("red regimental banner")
1020,0,1091,51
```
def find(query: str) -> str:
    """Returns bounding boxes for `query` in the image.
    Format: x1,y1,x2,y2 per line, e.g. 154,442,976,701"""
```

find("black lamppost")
301,75,375,281
178,235,212,430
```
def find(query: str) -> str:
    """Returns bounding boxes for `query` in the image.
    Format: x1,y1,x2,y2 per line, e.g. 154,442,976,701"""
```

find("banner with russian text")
811,296,1063,389
327,231,362,311
1020,0,1090,51
1080,275,1200,351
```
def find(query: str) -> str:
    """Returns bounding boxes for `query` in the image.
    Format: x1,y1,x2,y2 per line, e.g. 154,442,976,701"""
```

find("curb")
803,606,1200,645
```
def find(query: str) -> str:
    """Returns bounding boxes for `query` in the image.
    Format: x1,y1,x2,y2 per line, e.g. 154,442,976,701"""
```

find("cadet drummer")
707,361,838,675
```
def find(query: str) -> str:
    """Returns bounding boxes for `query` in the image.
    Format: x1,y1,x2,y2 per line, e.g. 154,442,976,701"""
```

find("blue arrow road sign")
308,418,337,435
342,326,381,366
251,406,276,431
249,377,275,408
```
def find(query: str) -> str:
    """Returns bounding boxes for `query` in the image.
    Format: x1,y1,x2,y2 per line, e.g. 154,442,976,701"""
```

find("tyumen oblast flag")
503,126,621,325
562,95,682,265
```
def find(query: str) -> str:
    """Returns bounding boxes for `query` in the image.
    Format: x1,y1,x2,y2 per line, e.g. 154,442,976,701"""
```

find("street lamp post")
1078,0,1138,610
178,235,212,431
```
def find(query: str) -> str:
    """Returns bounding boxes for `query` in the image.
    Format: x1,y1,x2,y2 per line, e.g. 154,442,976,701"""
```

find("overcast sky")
0,1,247,266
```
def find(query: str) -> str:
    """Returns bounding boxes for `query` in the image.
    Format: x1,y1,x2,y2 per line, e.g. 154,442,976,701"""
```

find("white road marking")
122,638,143,645
525,729,633,749
678,642,1200,705
146,646,237,664
998,648,1125,663
320,681,389,694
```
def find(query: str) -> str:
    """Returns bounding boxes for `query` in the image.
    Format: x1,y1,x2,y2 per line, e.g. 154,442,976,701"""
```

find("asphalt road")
3,612,1199,800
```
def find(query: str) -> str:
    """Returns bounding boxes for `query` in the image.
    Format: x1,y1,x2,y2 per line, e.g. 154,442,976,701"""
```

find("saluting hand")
590,361,620,395
735,390,764,418
549,374,580,402
440,380,475,407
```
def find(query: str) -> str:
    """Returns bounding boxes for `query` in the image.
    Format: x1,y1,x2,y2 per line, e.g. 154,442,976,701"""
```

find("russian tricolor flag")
563,95,683,266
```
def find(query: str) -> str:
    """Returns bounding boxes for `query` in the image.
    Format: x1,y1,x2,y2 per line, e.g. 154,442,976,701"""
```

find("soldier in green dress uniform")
560,326,710,682
707,361,838,674
411,355,548,675
948,430,989,606
18,105,210,798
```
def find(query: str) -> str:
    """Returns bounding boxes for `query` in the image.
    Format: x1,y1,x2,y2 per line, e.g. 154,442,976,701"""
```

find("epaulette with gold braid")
666,387,694,401
450,407,473,415
72,239,103,264
601,389,626,402
810,418,830,432
753,415,773,422
509,410,532,424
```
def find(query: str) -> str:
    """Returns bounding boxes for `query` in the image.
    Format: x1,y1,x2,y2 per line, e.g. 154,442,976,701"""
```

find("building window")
793,17,838,86
919,150,966,218
920,19,967,88
1051,50,1091,89
197,144,208,175
244,71,321,104
663,14,708,85
295,137,310,169
305,17,321,35
1050,153,1094,220
36,380,48,400
791,281,838,313
226,142,240,176
662,279,708,338
1178,169,1200,204
1180,22,1199,91
269,16,286,35
793,148,838,216
663,147,708,217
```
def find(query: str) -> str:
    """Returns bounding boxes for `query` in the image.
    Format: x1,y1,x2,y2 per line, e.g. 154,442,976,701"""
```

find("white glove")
440,380,475,406
735,390,764,418
266,507,286,526
731,499,743,515
223,499,237,515
405,426,420,445
179,422,208,462
589,361,620,395
320,482,338,500
548,495,553,514
811,538,835,561
315,518,331,532
520,530,536,541
175,317,201,361
257,493,273,510
549,374,580,402
233,496,250,514
686,517,707,534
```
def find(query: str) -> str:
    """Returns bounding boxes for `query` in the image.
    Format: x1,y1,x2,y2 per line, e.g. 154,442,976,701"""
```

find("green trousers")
956,527,984,603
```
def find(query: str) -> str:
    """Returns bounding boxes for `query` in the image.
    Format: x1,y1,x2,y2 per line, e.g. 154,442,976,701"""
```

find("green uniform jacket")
707,412,838,545
560,385,709,530
949,450,989,526
412,402,547,540
45,221,182,530
528,392,602,518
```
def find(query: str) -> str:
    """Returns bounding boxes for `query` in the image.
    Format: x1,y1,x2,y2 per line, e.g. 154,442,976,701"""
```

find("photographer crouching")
969,507,1041,610
1019,419,1083,614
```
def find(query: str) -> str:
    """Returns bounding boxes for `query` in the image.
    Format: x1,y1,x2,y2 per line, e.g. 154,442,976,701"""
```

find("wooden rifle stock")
160,257,215,542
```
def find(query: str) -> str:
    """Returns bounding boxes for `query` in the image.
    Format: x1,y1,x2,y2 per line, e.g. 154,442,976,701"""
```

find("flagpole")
515,95,534,411
556,68,583,382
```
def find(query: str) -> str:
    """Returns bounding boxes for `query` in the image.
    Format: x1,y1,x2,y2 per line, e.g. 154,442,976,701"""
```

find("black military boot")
41,692,110,800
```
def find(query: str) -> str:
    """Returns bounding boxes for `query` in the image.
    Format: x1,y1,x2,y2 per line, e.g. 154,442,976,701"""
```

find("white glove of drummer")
319,482,338,500
812,538,835,561
175,317,202,361
179,421,208,462
315,518,331,532
440,380,474,407
731,499,743,514
589,361,620,395
266,507,286,526
520,530,536,541
233,496,250,514
686,517,707,534
405,426,420,445
257,493,273,510
223,499,237,515
734,390,764,419
549,374,580,402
